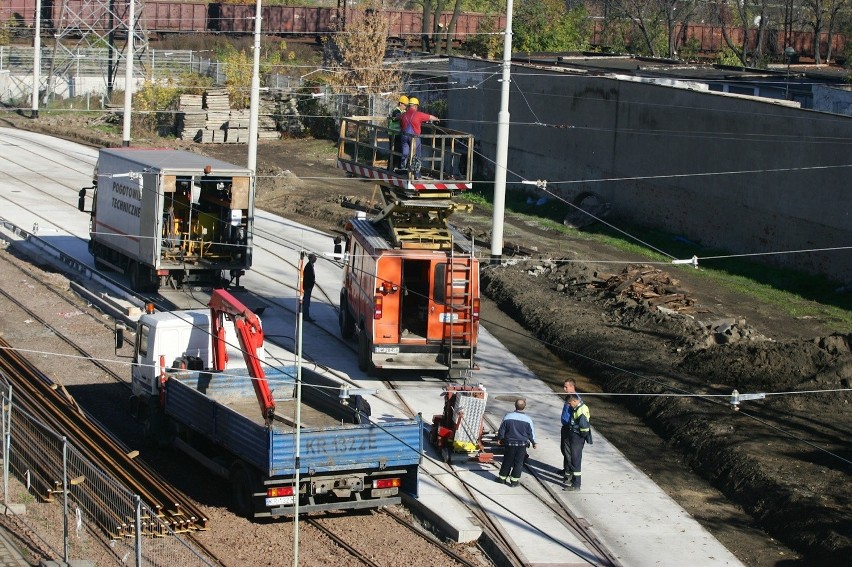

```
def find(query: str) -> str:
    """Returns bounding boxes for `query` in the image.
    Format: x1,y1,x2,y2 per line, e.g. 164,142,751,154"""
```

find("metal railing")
0,377,216,566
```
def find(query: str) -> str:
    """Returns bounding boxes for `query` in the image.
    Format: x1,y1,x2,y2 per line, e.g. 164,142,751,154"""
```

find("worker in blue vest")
495,398,537,487
563,393,592,491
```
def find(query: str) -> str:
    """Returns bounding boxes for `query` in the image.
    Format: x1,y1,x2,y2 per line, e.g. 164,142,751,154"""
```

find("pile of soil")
2,111,849,565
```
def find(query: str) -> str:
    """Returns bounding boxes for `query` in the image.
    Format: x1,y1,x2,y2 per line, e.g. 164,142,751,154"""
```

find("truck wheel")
229,464,256,518
357,330,371,373
142,414,172,448
339,296,355,339
129,261,141,291
429,423,439,447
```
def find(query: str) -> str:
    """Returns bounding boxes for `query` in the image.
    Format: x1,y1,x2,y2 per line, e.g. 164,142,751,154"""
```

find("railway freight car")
79,148,255,291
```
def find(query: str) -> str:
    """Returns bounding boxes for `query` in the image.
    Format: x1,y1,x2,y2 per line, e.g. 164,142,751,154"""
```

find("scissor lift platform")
337,116,475,196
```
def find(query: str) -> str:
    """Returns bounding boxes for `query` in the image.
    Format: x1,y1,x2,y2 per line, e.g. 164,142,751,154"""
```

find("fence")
0,374,217,566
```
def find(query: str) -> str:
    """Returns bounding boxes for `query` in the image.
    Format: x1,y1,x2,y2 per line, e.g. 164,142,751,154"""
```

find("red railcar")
214,4,338,35
590,18,845,61
144,1,207,33
1,0,40,27
0,3,840,60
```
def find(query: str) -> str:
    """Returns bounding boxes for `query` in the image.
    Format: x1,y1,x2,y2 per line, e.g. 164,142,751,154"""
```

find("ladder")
444,237,476,381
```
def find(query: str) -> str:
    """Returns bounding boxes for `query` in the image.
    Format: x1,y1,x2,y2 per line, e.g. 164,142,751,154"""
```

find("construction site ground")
2,112,849,566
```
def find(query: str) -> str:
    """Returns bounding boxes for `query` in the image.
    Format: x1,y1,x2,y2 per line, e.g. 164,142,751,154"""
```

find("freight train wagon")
0,0,207,34
1,1,500,45
588,19,845,62
214,4,502,45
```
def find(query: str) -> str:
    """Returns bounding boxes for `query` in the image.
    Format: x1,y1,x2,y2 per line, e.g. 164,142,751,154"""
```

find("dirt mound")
481,262,851,565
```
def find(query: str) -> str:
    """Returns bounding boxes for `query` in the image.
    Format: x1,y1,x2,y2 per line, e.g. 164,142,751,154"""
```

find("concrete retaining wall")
448,57,851,283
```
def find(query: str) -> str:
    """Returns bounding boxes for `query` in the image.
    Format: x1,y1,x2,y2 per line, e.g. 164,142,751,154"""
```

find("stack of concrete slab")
204,89,230,143
176,89,284,143
176,94,206,141
226,109,250,143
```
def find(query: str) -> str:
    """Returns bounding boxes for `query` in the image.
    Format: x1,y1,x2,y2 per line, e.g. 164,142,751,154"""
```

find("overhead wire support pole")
121,0,136,147
247,0,262,174
294,250,304,567
31,0,42,118
489,0,514,265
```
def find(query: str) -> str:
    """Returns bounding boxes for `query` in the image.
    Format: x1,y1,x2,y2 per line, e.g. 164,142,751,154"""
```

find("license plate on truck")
375,346,399,354
439,313,459,323
266,496,295,507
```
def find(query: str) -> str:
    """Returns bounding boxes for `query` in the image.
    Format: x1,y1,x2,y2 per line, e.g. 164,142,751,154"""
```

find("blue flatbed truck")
128,291,422,519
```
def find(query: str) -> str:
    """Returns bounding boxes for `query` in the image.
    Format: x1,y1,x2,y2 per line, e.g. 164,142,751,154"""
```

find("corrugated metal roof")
350,218,394,252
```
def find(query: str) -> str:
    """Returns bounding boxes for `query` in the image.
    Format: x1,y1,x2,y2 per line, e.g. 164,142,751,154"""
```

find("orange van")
339,216,479,375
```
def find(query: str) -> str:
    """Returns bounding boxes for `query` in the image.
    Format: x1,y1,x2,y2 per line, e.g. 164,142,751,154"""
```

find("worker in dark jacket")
560,378,582,480
302,253,316,322
388,95,408,164
495,399,536,487
563,394,591,490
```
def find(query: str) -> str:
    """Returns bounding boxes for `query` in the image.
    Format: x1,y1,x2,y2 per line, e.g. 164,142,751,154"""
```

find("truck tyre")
357,330,371,373
229,464,256,518
129,261,141,291
339,295,355,339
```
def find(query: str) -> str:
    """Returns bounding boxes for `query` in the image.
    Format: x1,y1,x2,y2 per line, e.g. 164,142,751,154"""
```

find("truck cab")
130,309,258,400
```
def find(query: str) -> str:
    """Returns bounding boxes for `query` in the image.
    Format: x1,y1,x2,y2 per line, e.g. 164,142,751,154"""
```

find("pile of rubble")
542,262,770,348
595,264,696,314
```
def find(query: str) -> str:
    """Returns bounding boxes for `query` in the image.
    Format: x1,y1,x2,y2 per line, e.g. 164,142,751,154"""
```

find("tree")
712,0,770,66
324,7,403,115
660,0,698,59
514,0,591,53
803,0,851,63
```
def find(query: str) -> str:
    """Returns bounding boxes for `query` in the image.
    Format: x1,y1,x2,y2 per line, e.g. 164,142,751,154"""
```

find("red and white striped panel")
338,160,472,192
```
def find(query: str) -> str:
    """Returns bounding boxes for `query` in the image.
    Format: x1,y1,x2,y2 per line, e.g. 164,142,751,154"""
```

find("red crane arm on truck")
208,289,276,425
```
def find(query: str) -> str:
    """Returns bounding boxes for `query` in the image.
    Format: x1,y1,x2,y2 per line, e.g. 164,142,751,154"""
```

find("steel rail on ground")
0,334,209,534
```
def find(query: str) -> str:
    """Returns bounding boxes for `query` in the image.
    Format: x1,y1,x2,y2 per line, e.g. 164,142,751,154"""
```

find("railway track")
0,222,485,566
307,508,484,567
0,255,231,565
0,335,209,533
1,129,615,566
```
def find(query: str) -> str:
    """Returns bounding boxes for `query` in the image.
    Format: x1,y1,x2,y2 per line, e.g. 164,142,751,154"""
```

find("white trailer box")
83,148,254,290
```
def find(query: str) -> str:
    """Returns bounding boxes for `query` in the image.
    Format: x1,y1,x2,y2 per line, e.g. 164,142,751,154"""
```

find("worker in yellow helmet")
388,94,409,163
400,97,439,179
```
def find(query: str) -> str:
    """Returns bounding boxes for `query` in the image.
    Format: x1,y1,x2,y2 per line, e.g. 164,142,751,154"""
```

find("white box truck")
79,148,254,290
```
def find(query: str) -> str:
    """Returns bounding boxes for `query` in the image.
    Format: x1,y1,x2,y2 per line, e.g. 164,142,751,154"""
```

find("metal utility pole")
121,0,136,146
489,0,514,264
31,0,42,118
247,0,262,173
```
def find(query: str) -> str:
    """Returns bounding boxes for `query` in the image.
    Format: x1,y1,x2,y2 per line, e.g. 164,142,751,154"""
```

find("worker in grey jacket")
495,399,537,487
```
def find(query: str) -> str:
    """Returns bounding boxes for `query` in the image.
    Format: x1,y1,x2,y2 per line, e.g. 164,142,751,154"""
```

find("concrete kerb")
0,218,143,328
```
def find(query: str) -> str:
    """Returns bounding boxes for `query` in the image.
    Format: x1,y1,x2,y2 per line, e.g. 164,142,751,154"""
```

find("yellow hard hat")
398,95,409,105
409,97,420,105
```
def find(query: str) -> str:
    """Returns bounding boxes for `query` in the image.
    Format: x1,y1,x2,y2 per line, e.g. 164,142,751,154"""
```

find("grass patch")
473,182,852,332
